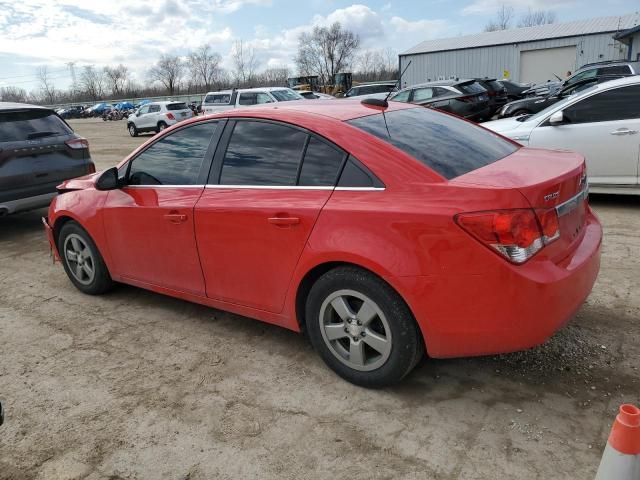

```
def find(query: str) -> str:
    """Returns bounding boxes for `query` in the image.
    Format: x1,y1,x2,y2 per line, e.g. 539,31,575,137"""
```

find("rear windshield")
166,102,188,111
488,80,503,91
0,109,71,143
457,82,486,94
204,94,230,104
348,107,518,179
270,89,302,102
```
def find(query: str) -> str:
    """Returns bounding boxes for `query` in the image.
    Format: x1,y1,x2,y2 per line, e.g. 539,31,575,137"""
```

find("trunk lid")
452,147,588,261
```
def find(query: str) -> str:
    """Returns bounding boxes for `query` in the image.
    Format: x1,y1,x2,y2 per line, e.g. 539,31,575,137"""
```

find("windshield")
526,83,600,123
270,89,303,102
348,107,517,179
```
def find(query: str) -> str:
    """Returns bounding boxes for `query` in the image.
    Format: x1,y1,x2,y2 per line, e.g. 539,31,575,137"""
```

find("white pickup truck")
201,87,304,114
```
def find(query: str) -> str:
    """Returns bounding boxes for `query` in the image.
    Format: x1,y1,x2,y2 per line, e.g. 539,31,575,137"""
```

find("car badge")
544,191,560,202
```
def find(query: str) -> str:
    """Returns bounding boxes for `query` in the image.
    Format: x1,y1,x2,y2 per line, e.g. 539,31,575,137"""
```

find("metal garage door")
519,46,576,84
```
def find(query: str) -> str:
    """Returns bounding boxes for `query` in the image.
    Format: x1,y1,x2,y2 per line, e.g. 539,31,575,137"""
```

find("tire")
128,123,138,137
157,121,167,133
305,266,424,388
58,221,113,295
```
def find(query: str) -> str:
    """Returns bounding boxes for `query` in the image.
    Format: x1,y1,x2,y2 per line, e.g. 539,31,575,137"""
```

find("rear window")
166,103,188,111
488,80,503,91
0,109,71,143
457,82,486,95
348,107,518,179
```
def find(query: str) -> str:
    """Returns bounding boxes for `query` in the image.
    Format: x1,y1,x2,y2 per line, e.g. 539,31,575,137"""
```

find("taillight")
455,208,560,264
65,138,89,149
166,112,176,120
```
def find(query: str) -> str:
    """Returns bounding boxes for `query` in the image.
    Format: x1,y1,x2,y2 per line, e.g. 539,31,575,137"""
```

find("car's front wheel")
306,266,423,388
128,123,138,137
58,221,113,295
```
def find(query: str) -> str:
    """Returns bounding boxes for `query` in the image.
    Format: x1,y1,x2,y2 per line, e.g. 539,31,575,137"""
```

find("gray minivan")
0,103,95,215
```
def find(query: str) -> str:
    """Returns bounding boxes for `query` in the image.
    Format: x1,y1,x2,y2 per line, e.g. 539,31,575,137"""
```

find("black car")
0,103,95,215
474,78,508,117
390,79,491,121
498,80,532,100
60,105,85,119
498,75,629,118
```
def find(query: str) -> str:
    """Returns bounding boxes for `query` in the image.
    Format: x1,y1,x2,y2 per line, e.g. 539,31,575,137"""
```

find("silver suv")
127,101,193,137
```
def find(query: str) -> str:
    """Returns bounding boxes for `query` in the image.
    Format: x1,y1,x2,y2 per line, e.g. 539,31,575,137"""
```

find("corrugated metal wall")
399,33,629,86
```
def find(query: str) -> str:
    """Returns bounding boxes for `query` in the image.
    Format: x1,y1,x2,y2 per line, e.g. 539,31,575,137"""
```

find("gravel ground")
0,118,638,479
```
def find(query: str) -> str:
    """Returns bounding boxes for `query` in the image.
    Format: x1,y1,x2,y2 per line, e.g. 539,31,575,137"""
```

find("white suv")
202,87,303,115
127,101,193,136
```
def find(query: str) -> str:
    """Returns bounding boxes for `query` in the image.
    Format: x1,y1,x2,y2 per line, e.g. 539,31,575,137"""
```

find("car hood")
483,117,529,135
57,172,100,192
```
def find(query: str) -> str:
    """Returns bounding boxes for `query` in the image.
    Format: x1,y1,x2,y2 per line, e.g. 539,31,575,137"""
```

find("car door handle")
164,213,187,223
610,128,638,136
268,216,300,226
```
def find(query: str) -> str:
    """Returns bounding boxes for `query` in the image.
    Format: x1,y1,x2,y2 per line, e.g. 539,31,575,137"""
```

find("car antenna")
361,60,412,109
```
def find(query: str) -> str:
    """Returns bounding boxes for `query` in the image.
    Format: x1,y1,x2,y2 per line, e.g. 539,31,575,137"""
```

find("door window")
238,92,273,105
138,105,150,115
567,69,597,85
413,88,434,102
128,122,217,185
337,156,384,188
562,85,640,124
391,90,411,102
149,105,161,113
597,65,631,75
220,121,307,186
298,137,346,186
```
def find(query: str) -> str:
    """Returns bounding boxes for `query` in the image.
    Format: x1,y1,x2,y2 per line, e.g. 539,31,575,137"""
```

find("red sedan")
43,100,602,387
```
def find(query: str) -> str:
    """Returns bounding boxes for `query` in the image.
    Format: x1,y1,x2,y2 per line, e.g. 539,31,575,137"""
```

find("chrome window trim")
123,185,386,191
206,185,333,190
125,184,205,189
555,185,589,217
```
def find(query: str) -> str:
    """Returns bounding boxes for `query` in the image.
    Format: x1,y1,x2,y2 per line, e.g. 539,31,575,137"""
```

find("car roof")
0,101,51,111
205,87,294,95
352,82,397,88
201,98,415,121
148,101,187,105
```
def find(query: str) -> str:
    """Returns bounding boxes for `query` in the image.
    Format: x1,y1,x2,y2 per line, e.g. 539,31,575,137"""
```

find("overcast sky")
0,0,635,90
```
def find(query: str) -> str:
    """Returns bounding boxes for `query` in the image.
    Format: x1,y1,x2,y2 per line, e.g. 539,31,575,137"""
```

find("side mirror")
549,110,564,125
95,167,120,191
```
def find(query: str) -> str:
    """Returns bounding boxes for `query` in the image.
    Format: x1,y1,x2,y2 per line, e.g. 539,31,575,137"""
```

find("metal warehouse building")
399,13,640,86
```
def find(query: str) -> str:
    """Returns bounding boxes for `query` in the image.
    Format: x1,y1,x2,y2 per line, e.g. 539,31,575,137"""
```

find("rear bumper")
394,210,602,358
0,192,56,215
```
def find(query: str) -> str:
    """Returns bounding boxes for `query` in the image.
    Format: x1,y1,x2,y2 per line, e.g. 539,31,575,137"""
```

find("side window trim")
124,119,224,186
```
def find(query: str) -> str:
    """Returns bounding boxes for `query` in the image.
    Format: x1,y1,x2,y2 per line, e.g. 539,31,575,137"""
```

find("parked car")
499,80,533,100
44,100,601,387
60,106,85,119
297,91,335,100
0,102,94,215
498,75,629,118
564,60,640,89
343,82,397,98
126,101,193,136
474,78,508,117
202,87,303,114
390,79,491,121
484,76,640,194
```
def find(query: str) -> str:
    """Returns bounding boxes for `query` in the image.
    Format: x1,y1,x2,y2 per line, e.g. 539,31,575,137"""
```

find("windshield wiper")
26,131,58,140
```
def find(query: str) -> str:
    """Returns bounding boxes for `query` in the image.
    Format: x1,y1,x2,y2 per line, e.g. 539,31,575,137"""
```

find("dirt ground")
1,118,638,479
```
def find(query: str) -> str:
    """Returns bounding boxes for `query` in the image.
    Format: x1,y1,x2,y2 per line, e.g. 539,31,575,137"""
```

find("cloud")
389,16,449,35
211,0,272,14
462,0,575,15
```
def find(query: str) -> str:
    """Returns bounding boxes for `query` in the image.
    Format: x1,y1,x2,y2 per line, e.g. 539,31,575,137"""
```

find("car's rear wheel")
306,266,423,388
128,123,138,137
58,222,113,295
157,121,167,133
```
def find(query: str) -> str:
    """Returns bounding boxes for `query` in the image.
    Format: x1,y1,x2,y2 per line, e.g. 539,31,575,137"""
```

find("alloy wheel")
319,289,392,372
63,234,96,285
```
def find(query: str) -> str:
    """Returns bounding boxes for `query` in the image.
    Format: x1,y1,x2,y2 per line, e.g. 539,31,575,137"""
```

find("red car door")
194,120,346,313
102,121,221,295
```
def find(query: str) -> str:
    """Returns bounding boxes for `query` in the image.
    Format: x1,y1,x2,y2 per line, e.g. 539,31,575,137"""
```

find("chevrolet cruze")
44,100,602,387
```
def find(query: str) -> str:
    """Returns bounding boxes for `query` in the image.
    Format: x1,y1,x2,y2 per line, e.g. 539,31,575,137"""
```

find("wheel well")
53,216,75,248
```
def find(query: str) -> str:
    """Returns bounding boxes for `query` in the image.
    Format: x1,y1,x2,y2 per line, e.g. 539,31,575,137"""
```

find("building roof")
401,13,640,56
614,24,640,42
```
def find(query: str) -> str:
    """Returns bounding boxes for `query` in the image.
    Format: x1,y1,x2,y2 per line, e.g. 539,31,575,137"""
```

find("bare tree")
0,86,28,102
518,9,557,27
103,64,128,96
484,5,514,32
80,66,106,100
149,54,184,95
188,45,223,91
231,40,258,86
36,66,57,104
295,22,360,85
257,67,290,86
